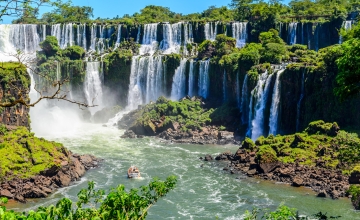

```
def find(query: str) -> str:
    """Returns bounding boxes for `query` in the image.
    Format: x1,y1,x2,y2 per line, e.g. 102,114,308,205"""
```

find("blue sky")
1,0,234,23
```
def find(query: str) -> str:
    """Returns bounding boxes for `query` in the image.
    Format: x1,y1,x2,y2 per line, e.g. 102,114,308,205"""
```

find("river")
6,116,359,219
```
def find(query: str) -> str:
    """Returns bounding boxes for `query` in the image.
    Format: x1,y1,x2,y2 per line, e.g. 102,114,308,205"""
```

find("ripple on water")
9,123,358,219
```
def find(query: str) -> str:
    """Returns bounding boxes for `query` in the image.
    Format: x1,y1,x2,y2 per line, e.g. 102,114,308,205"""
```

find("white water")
171,59,187,100
296,69,306,132
140,23,158,55
9,24,40,54
241,74,249,125
127,56,164,110
288,22,297,45
232,22,247,48
249,71,272,140
114,24,122,49
198,60,210,99
160,22,182,54
339,20,353,44
204,22,219,41
188,60,195,97
268,69,285,135
223,70,227,103
84,62,103,114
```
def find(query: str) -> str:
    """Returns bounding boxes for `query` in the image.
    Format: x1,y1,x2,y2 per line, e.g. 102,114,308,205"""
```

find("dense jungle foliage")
13,0,360,24
0,176,177,219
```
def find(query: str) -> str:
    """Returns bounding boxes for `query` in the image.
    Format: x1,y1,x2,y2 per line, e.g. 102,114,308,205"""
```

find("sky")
1,0,234,23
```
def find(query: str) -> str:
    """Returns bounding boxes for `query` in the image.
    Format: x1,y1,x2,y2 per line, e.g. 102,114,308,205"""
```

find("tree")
335,38,360,100
0,0,51,22
41,0,93,23
0,176,177,219
230,0,253,21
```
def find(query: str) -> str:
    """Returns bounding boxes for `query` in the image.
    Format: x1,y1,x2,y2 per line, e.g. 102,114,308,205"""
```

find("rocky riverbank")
205,121,360,204
0,153,99,203
210,149,349,199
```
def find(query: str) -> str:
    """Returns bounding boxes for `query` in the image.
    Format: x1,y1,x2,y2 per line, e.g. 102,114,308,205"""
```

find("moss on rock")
0,126,69,182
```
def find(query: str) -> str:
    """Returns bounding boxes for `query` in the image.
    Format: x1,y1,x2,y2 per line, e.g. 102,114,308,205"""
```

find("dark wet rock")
0,189,13,198
204,154,213,161
121,130,137,138
292,176,303,187
92,106,122,123
317,191,327,197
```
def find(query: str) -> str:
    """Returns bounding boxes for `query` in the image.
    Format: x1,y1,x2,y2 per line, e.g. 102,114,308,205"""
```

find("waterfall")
188,60,195,97
296,69,305,132
76,24,87,50
204,22,218,41
288,22,297,45
241,74,249,125
127,56,164,110
268,69,285,135
223,70,227,103
140,23,158,55
0,25,17,61
84,62,103,113
339,21,353,44
51,24,61,47
232,22,247,48
160,22,181,54
198,60,210,99
301,23,304,45
236,72,240,107
9,24,40,54
114,24,122,49
90,24,96,51
248,71,272,140
171,59,187,100
136,26,141,43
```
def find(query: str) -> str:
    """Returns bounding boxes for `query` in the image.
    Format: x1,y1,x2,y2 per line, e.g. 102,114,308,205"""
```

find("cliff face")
0,63,30,128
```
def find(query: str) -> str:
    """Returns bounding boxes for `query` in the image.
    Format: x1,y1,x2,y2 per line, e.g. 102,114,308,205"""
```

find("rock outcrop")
0,153,99,203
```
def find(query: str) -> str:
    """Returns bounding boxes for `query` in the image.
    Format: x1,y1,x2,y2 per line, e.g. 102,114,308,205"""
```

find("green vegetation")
243,204,340,219
0,126,68,181
250,120,360,173
0,62,29,90
334,32,360,101
0,176,177,219
348,185,360,209
135,96,214,132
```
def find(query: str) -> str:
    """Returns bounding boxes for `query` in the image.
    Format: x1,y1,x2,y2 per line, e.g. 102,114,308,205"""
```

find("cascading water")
0,25,19,61
84,62,103,114
236,72,240,108
339,21,353,44
140,23,158,55
9,24,40,54
204,22,218,41
114,24,122,49
296,69,305,132
223,70,227,103
248,71,272,140
127,56,164,110
188,60,195,97
160,22,182,54
198,59,210,99
241,74,249,125
288,22,297,45
232,22,247,48
77,24,87,50
268,69,285,135
171,59,187,100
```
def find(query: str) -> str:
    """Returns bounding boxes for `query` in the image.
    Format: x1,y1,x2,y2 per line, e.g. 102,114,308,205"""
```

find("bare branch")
0,51,97,109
